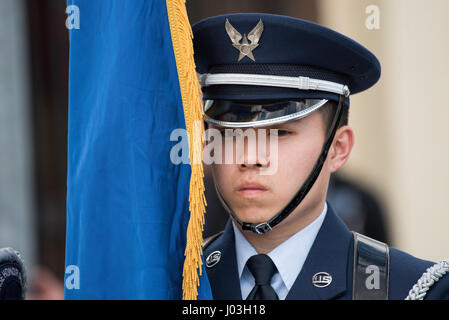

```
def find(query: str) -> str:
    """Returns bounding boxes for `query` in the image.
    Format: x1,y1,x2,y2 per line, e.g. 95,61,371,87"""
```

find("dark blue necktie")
245,254,279,300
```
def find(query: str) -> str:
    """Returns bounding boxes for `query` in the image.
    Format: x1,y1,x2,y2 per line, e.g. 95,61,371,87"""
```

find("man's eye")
223,129,235,137
216,129,236,137
271,130,290,136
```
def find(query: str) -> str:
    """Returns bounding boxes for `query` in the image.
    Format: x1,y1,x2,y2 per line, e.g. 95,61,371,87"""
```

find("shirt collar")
232,202,328,290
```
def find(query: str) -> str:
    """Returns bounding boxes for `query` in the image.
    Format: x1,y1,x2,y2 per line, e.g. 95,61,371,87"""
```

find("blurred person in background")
26,266,64,300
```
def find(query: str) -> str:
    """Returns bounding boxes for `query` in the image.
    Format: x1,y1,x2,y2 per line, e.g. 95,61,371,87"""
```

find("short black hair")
318,100,349,133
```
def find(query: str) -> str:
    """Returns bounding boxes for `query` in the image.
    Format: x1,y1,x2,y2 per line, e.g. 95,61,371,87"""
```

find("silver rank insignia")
225,18,264,62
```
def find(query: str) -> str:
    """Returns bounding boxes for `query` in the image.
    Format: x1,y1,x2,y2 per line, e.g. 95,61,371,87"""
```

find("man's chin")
232,210,275,225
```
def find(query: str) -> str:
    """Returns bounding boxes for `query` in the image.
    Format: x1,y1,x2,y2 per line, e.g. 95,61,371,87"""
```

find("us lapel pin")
312,272,333,288
206,251,221,268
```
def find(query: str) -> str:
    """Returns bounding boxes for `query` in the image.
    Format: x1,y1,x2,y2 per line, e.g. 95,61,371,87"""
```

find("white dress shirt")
232,202,328,300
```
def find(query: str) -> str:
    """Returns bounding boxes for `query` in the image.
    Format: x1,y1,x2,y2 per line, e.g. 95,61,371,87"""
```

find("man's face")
211,110,329,224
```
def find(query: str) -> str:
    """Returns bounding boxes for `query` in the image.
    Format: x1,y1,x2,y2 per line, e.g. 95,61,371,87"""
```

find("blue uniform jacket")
204,205,449,300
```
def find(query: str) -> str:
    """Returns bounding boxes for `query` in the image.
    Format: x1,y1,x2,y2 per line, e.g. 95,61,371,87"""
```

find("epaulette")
352,232,389,300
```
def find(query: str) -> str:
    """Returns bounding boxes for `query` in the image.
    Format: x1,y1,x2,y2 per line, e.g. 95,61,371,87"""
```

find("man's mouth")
236,182,268,198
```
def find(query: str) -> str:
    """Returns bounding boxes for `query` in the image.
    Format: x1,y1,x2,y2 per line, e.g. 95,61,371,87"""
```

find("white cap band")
199,73,350,97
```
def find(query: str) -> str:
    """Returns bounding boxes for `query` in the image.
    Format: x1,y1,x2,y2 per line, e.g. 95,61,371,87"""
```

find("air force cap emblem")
225,18,264,62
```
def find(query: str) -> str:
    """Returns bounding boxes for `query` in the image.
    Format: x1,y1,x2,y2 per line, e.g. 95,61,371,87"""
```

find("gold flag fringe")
166,0,207,300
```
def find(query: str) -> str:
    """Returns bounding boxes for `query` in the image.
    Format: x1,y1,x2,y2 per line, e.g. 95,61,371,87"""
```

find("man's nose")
237,144,270,170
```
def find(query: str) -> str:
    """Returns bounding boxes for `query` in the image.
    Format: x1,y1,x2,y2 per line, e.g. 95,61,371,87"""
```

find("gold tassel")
166,0,207,300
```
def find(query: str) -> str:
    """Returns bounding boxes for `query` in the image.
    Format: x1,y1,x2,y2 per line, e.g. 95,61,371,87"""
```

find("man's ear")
328,125,354,172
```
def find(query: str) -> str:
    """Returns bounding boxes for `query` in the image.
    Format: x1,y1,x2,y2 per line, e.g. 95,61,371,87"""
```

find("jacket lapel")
204,219,242,300
286,205,353,300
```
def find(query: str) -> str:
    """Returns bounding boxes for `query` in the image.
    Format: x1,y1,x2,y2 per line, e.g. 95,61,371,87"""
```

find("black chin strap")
214,95,346,234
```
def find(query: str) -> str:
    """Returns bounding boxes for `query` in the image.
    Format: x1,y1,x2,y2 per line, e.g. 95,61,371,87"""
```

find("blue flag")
64,0,212,299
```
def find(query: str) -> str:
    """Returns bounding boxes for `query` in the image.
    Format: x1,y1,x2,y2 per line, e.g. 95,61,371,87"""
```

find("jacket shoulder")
203,231,224,253
389,247,449,299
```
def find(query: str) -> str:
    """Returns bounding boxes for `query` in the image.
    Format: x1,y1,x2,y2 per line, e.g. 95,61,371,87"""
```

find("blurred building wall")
0,0,35,268
187,0,318,24
317,0,449,261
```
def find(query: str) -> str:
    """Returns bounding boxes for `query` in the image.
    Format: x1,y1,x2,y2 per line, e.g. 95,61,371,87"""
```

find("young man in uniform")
192,13,449,300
